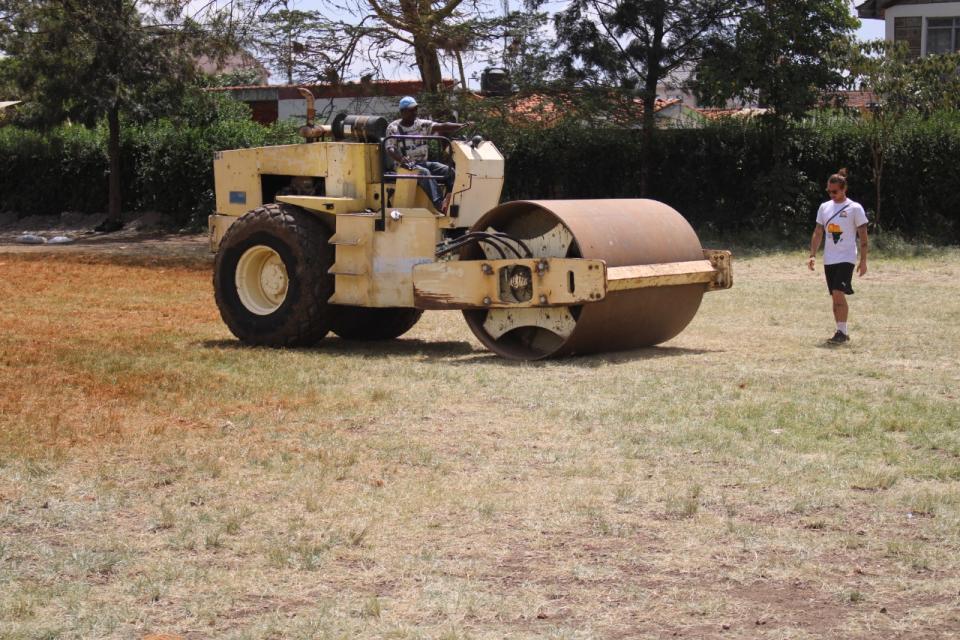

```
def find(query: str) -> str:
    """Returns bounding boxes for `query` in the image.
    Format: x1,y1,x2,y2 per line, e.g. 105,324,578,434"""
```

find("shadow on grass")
200,337,479,358
200,338,716,365
449,345,720,368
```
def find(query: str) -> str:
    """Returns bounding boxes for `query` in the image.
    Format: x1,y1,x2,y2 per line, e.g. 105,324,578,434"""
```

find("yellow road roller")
210,107,732,360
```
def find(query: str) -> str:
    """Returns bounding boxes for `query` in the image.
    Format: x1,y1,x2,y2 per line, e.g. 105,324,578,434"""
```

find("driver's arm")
384,137,414,168
430,122,471,135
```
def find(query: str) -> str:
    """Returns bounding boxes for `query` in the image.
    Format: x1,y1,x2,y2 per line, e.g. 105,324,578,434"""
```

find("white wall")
278,96,403,124
885,1,960,55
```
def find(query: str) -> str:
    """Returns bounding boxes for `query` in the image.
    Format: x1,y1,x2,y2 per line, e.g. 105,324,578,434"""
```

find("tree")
316,0,516,91
552,0,742,195
0,57,17,101
252,4,329,84
498,3,553,91
694,0,857,120
0,0,268,228
848,41,960,229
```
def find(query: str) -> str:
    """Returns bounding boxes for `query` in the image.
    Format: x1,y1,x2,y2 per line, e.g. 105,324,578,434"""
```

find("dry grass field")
1,245,958,639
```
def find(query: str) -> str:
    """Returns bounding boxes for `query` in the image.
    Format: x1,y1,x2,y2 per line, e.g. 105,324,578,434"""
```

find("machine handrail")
378,134,454,230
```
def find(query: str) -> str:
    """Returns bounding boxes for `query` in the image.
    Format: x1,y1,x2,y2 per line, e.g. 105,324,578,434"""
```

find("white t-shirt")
385,118,437,163
816,198,868,265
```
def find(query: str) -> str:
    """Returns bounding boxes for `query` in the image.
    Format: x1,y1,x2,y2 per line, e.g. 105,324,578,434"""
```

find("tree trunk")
107,103,122,226
872,148,883,232
455,50,467,90
640,70,660,197
413,36,443,92
640,92,655,197
640,3,665,197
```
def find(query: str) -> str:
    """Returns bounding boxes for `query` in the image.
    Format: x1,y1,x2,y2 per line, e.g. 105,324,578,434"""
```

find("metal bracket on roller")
704,250,733,291
483,307,577,340
606,250,733,293
412,257,606,310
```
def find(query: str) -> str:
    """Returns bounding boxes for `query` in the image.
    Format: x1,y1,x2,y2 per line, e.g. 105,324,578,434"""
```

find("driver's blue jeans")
413,161,454,209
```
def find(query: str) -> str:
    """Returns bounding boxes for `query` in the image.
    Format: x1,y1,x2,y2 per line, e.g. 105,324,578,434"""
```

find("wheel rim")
235,245,289,315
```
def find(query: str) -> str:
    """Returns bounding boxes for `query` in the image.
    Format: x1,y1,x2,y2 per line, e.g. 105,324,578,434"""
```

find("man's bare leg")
829,289,849,342
832,290,848,323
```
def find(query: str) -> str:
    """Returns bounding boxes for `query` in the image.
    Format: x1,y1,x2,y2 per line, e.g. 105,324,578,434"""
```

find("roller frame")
412,258,606,310
411,250,732,312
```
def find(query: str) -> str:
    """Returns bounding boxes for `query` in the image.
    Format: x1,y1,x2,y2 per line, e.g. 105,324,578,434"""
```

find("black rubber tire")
213,203,334,347
329,306,424,341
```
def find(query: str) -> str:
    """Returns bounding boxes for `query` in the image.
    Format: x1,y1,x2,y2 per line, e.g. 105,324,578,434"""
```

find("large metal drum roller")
462,199,713,360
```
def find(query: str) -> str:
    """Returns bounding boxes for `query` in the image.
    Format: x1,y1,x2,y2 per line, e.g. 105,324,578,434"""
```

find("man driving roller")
385,96,469,212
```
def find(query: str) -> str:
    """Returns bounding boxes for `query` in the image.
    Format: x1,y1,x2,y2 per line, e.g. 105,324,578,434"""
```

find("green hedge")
494,112,960,242
0,125,108,217
0,101,298,224
1,107,958,241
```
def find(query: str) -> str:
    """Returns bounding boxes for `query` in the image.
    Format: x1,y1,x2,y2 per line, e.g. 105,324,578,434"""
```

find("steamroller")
210,102,732,360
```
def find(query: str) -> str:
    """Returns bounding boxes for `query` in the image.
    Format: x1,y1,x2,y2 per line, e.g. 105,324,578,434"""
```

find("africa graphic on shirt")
827,222,843,244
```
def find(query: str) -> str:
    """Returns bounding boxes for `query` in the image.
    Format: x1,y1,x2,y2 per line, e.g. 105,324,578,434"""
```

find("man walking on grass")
807,168,869,345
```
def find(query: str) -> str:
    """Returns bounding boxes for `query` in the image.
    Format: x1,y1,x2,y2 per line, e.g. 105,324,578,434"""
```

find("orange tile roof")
504,92,683,126
695,107,769,120
830,90,880,110
208,80,455,99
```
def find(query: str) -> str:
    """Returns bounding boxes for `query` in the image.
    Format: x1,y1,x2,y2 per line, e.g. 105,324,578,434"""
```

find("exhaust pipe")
297,87,332,140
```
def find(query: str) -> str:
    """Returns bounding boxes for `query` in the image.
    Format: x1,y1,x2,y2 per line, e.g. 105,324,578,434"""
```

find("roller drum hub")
463,199,706,360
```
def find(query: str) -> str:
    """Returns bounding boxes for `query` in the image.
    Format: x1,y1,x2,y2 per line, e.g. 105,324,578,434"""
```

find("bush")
0,96,298,225
477,111,960,242
0,99,958,242
0,125,107,215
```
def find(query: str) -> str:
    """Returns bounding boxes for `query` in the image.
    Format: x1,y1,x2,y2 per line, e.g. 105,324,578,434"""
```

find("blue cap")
399,96,417,110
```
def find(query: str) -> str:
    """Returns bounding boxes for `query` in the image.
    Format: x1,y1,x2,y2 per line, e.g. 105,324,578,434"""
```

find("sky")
288,0,889,89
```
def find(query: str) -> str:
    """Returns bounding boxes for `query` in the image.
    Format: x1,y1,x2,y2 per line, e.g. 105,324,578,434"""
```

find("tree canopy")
0,0,268,225
306,0,517,90
251,5,336,85
551,0,742,193
694,0,858,120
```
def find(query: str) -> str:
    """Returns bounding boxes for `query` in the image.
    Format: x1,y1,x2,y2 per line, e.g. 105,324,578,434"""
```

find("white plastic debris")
16,234,47,244
48,236,74,244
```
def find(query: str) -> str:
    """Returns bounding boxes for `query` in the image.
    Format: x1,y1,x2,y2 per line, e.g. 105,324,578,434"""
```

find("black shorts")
824,262,855,295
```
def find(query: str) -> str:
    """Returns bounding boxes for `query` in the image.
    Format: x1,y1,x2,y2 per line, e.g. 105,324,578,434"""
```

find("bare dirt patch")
0,211,211,268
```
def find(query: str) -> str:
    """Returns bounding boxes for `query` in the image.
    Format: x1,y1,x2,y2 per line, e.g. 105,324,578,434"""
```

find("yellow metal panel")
606,260,716,291
370,209,439,307
483,307,577,340
329,213,375,306
448,140,505,229
412,258,606,310
275,195,365,214
451,140,504,178
325,143,370,199
605,251,733,292
214,143,329,217
208,214,238,252
390,168,421,209
214,142,384,218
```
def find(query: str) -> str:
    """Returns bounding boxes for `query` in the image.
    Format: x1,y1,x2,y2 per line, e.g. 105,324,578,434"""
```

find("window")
927,17,960,55
895,17,922,58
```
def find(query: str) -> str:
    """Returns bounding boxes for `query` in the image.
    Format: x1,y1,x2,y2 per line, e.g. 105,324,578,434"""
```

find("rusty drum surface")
463,199,706,360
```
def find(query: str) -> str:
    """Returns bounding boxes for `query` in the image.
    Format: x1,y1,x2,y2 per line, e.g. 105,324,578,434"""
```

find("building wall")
884,1,960,55
210,81,451,125
277,96,402,124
